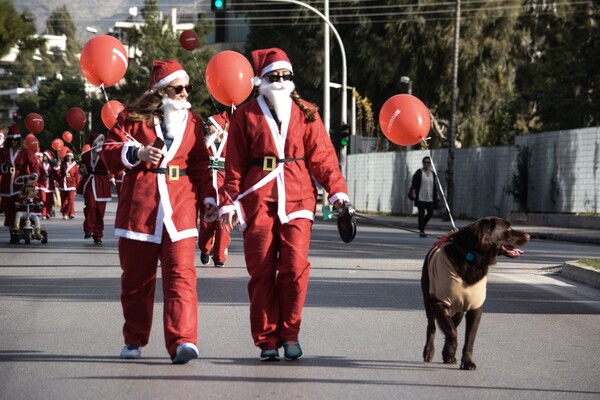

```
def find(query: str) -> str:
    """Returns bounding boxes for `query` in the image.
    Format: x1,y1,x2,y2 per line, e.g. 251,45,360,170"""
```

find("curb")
561,261,600,289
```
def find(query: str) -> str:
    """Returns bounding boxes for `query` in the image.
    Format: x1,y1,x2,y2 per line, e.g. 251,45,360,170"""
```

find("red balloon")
59,146,69,160
80,35,128,87
82,144,91,153
101,100,125,129
379,94,431,146
205,51,254,106
51,138,64,151
179,30,198,51
66,107,87,131
62,131,73,143
24,113,44,135
25,134,39,153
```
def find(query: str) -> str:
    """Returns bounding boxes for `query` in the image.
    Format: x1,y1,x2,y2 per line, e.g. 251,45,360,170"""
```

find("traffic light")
340,124,350,147
211,0,226,11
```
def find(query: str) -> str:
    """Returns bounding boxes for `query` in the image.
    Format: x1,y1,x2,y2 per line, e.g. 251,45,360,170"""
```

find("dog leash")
352,212,427,236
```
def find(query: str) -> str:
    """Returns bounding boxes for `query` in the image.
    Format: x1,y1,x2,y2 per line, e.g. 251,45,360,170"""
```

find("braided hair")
291,90,318,123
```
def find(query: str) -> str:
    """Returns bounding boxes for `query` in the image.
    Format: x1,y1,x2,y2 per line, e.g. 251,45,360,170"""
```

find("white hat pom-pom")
252,76,262,87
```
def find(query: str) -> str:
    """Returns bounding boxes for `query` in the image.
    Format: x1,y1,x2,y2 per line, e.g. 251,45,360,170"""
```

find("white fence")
346,126,600,219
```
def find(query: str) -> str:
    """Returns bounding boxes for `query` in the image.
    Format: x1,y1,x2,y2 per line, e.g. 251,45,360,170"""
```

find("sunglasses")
266,74,294,83
167,85,193,94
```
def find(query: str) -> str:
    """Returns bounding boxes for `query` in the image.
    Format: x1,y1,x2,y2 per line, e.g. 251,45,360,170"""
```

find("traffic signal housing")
340,123,350,147
211,0,226,11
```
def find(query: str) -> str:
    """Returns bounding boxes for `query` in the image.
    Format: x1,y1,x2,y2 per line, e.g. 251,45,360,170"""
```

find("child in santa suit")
101,60,217,364
38,150,59,219
57,151,79,219
0,125,41,227
198,112,231,267
79,133,112,244
13,183,44,239
219,48,350,361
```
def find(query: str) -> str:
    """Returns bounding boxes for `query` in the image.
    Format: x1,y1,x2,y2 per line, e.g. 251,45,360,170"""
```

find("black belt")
146,166,186,181
251,156,306,171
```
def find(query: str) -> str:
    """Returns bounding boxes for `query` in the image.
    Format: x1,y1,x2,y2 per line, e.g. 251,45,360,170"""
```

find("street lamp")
400,76,412,95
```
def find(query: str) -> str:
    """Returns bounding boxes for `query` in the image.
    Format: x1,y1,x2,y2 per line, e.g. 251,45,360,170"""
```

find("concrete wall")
347,127,600,219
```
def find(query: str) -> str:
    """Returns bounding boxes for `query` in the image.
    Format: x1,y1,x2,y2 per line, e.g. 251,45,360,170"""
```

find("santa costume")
0,125,41,227
219,48,350,360
57,151,80,219
101,60,216,362
198,111,231,267
38,150,59,219
80,133,112,244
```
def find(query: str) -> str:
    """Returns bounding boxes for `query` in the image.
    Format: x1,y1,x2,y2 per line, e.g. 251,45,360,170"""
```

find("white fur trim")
260,61,293,77
252,76,263,87
208,116,224,133
153,70,189,90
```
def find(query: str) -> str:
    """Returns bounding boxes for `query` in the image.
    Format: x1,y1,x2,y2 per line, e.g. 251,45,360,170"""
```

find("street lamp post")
400,76,412,95
259,0,348,167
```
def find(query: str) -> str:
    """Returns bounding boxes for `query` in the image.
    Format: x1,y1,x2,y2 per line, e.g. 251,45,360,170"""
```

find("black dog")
421,217,530,370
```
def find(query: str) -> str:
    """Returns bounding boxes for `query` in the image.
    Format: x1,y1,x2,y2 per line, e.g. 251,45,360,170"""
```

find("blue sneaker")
259,348,280,362
282,341,303,361
120,344,142,359
172,342,199,364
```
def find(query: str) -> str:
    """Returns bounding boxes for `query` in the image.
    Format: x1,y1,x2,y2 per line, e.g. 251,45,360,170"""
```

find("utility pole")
447,0,461,215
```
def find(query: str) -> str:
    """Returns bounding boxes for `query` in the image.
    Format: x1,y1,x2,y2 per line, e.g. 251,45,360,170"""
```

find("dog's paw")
443,357,457,364
423,345,435,363
460,361,477,370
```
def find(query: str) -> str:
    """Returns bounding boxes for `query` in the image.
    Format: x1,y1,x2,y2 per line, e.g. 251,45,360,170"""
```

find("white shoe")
172,342,198,364
120,344,142,359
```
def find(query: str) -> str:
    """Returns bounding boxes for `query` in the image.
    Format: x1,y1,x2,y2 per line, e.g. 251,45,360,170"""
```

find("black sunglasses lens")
170,85,192,94
267,75,293,83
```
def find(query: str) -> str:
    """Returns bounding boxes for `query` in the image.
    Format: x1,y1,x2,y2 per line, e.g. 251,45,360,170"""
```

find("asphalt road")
1,200,599,400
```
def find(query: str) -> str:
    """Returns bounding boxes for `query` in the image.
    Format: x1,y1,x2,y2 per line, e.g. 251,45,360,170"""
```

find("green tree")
0,0,37,58
46,5,80,59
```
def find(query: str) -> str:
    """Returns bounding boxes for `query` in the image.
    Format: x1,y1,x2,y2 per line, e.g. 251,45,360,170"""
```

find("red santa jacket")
39,161,59,193
219,95,349,228
57,161,80,191
0,146,41,197
79,150,112,201
101,110,216,244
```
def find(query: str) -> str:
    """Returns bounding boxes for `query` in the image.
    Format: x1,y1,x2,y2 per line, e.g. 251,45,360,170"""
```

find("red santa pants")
118,235,198,358
60,190,76,217
243,202,312,349
83,189,106,240
198,215,231,263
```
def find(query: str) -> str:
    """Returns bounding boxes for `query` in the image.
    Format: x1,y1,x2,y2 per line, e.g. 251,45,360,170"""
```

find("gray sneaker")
120,344,142,359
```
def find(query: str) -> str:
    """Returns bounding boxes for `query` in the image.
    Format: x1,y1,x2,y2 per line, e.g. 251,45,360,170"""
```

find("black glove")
336,202,357,243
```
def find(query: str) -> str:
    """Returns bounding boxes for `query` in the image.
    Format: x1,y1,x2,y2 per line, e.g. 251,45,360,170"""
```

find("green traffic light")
215,0,223,7
341,137,349,147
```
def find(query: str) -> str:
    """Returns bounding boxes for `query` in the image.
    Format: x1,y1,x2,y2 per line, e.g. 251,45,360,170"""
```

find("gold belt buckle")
66,172,70,178
168,165,180,181
263,156,277,172
10,167,15,174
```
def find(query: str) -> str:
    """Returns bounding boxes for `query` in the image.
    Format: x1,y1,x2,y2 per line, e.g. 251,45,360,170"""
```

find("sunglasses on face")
266,74,294,83
167,85,192,94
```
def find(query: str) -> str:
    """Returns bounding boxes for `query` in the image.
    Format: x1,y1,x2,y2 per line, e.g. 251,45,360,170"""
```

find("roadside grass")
578,259,600,270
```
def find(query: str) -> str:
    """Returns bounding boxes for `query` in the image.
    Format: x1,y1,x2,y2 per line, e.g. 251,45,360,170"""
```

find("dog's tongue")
502,244,524,258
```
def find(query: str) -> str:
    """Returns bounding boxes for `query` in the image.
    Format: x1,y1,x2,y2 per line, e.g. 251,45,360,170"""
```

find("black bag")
408,188,416,201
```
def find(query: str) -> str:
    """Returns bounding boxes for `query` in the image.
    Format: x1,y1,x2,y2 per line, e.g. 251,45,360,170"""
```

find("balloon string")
99,84,138,144
191,54,220,114
421,137,457,231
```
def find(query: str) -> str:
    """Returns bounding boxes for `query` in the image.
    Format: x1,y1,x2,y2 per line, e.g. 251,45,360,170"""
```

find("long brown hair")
125,90,168,125
291,90,318,123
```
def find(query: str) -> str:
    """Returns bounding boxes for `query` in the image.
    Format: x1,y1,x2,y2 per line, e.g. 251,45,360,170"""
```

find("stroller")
9,175,48,245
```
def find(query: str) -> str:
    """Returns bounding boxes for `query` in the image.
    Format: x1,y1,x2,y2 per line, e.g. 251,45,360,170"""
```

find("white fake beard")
161,97,191,139
259,79,295,124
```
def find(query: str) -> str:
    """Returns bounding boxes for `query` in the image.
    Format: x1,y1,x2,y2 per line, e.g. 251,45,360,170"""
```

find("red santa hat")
208,111,229,133
251,48,293,86
149,60,189,91
44,150,54,160
7,124,21,139
88,132,105,147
